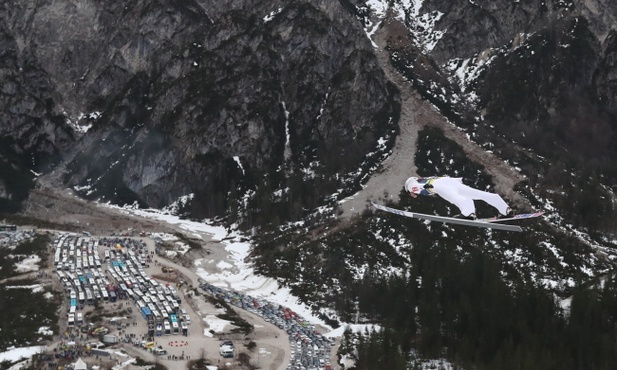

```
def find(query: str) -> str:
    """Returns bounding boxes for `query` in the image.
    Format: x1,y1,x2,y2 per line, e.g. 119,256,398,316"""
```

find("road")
145,239,291,370
129,237,292,370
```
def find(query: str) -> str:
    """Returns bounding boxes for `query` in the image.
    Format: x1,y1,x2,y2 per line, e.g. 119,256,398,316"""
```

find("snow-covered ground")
202,314,232,337
0,346,44,370
103,203,337,330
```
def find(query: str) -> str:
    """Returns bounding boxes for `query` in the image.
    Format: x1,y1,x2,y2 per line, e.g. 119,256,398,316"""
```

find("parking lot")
0,225,36,247
53,235,192,337
201,283,333,370
49,233,297,369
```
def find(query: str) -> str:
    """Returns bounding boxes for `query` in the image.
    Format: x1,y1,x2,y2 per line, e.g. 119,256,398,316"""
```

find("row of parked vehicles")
53,234,192,339
200,282,332,370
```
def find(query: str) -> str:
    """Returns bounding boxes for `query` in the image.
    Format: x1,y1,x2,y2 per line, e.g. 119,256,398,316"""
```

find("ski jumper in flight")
405,176,511,219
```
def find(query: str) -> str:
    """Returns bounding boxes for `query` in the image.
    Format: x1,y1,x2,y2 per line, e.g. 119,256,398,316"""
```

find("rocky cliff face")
0,2,75,212
0,0,400,221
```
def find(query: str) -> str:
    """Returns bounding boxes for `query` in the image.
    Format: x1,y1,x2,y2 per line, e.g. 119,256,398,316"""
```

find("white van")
219,344,234,358
152,346,167,355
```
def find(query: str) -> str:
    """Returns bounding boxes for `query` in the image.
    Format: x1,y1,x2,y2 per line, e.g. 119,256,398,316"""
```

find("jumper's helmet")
405,177,422,194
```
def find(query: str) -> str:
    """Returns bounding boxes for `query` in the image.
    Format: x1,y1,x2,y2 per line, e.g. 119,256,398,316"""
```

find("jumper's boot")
454,213,477,220
497,207,513,219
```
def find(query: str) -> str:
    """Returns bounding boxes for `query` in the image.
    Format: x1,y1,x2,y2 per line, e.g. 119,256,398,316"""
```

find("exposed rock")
0,0,399,221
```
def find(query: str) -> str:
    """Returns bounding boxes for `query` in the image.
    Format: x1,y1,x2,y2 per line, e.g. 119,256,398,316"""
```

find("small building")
74,357,88,370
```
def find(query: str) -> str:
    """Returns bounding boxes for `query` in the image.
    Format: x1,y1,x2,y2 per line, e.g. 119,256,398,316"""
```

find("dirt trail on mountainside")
339,21,528,220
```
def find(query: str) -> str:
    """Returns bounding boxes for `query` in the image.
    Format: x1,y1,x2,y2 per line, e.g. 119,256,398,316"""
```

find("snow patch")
264,8,282,22
0,346,44,365
162,193,194,215
233,156,245,176
14,255,41,273
203,315,231,335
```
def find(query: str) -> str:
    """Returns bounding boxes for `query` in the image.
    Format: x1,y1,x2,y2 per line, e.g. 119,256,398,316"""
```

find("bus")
0,224,16,231
76,312,83,325
93,288,101,302
141,306,153,322
85,289,93,305
151,308,159,321
163,320,171,335
170,314,179,334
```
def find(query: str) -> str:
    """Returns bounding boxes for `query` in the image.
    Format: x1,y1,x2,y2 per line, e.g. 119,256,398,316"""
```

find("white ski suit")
405,176,510,217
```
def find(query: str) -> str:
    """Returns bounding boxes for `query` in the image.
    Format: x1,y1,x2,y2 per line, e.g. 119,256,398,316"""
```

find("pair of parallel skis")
371,202,544,232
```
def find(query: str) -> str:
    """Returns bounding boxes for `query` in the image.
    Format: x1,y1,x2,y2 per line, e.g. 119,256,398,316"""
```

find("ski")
371,202,524,232
478,211,545,223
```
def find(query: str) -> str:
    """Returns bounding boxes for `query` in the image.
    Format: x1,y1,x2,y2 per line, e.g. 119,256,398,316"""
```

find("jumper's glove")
423,184,433,189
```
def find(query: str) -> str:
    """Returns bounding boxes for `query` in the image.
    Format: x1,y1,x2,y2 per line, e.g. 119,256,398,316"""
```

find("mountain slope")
1,0,400,224
0,4,75,212
53,1,399,222
4,1,617,368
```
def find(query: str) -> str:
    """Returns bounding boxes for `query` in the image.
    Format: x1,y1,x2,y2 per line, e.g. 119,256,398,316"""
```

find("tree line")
350,250,617,370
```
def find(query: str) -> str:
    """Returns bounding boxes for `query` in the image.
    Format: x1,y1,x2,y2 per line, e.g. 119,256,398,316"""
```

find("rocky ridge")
1,0,400,224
